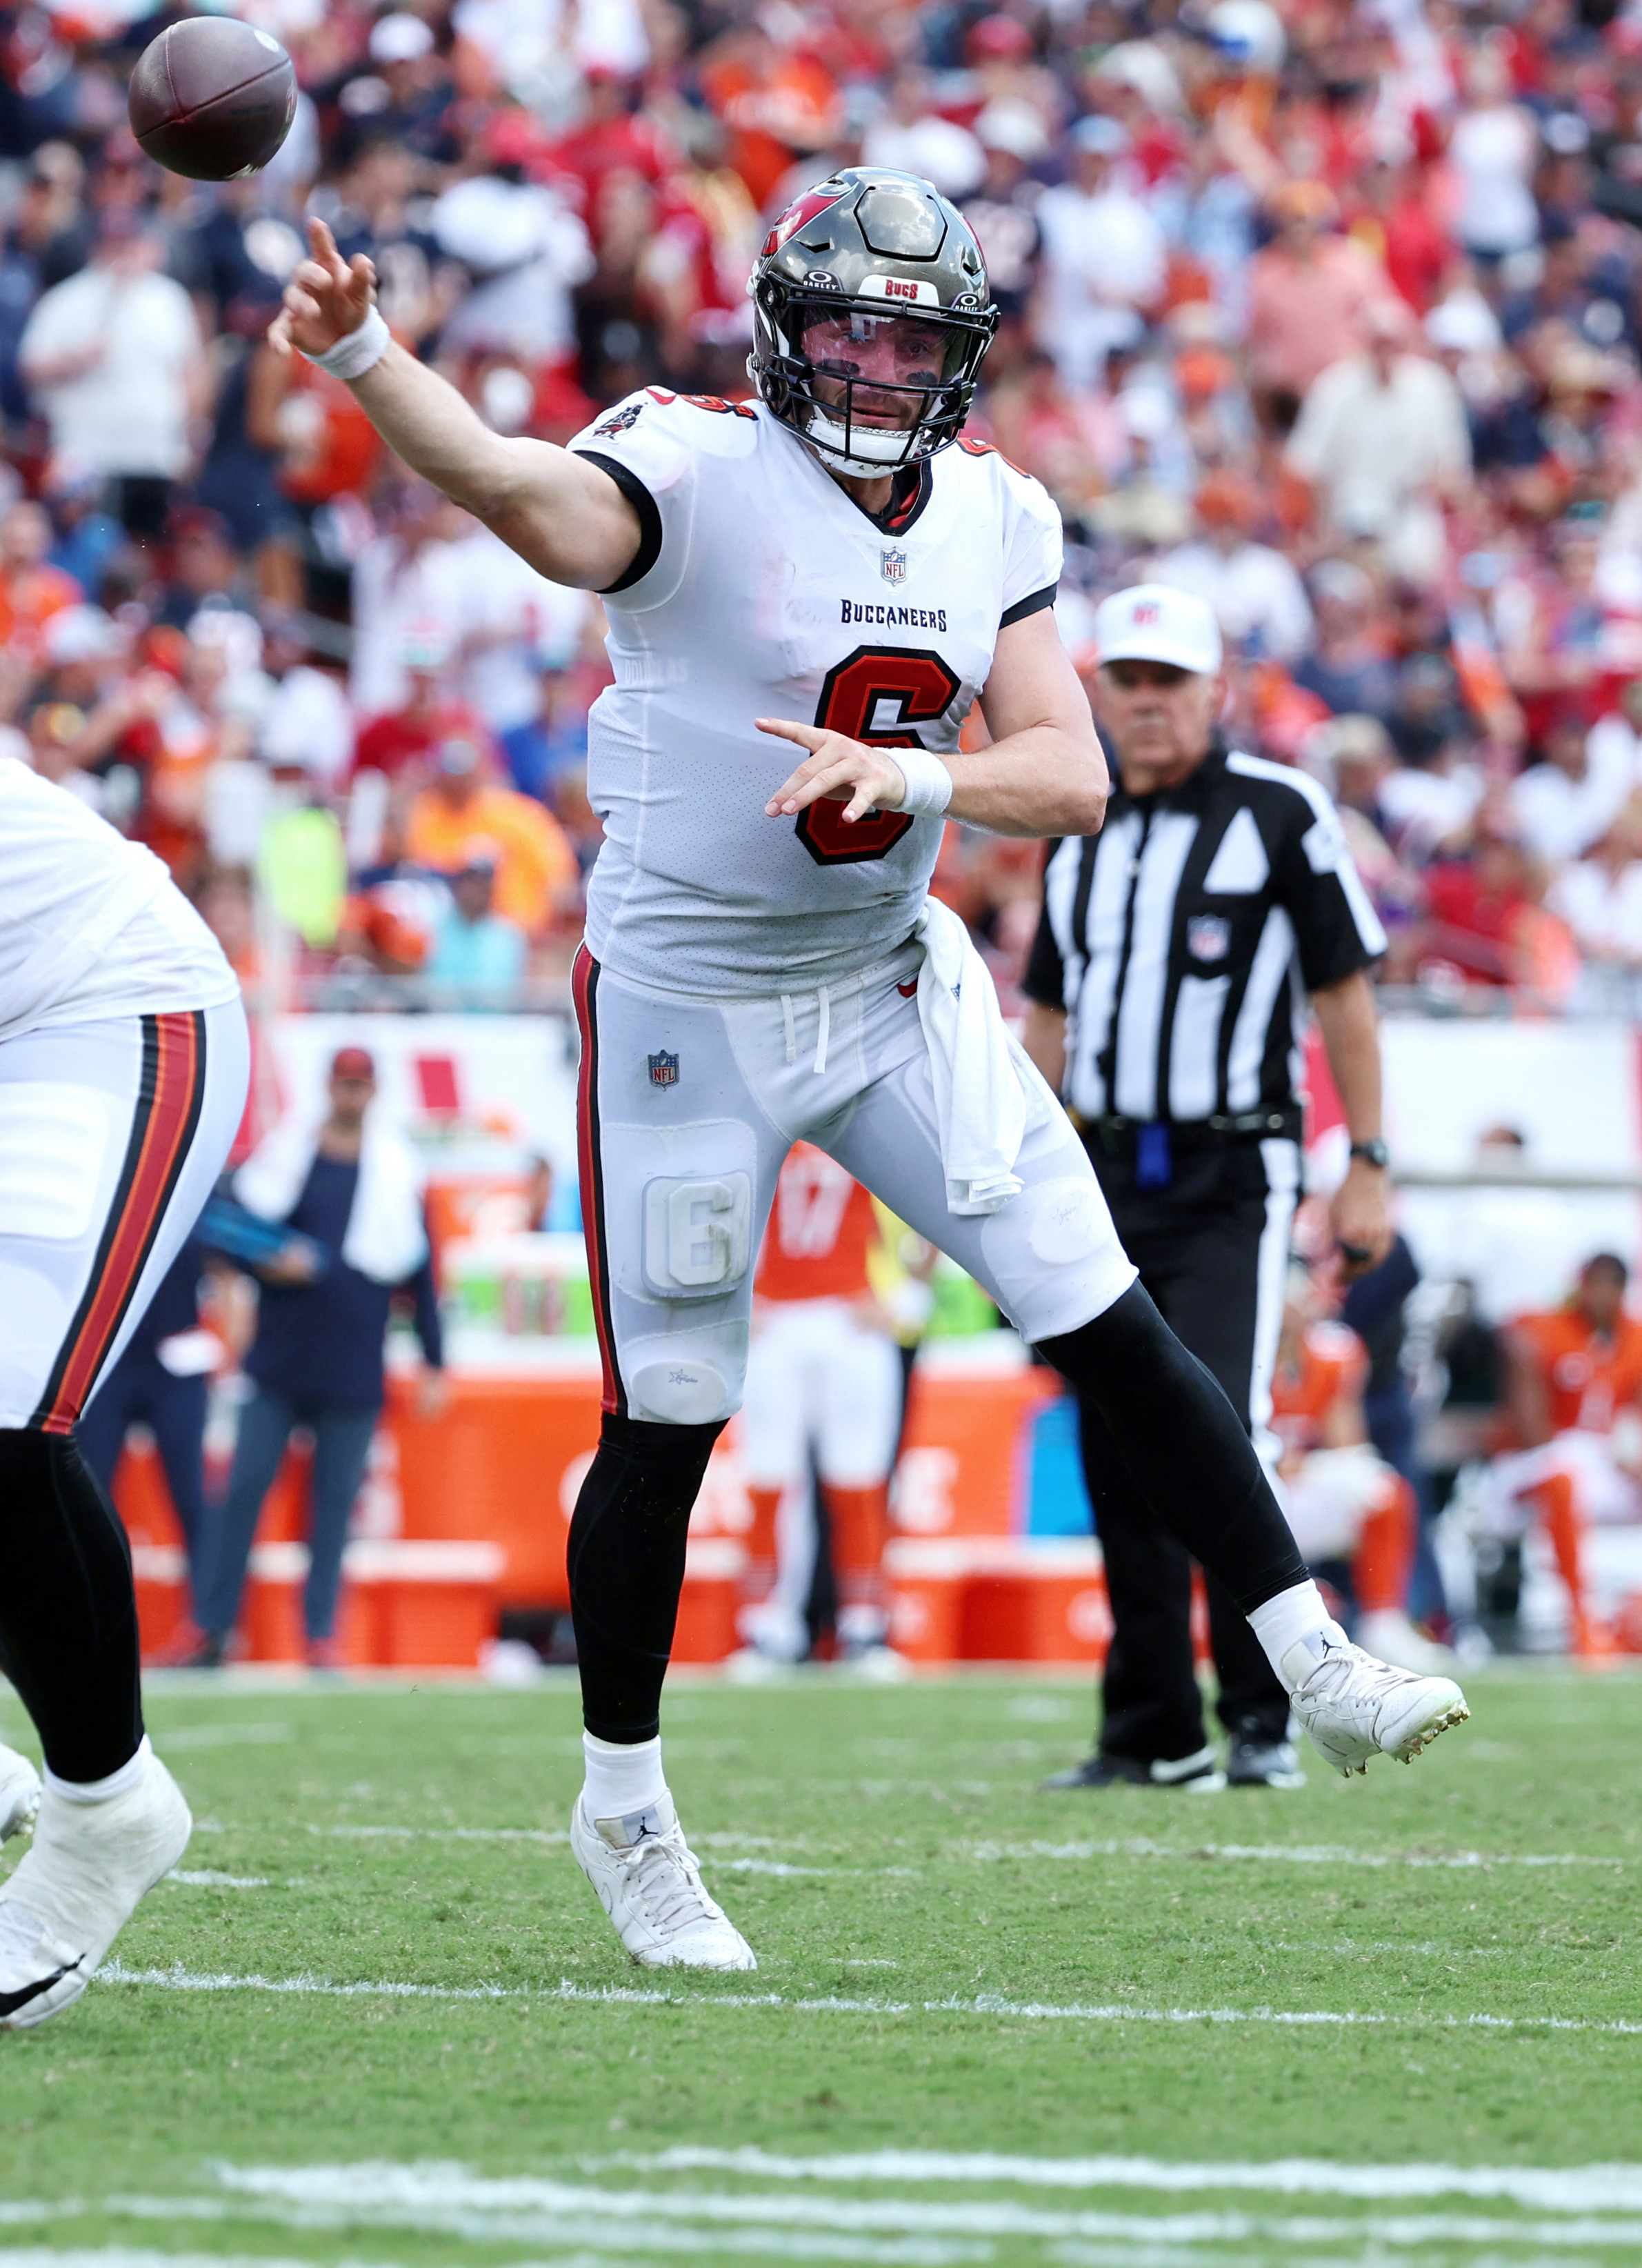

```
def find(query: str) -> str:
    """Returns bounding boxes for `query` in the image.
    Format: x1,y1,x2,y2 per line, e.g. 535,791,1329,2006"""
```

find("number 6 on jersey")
797,645,961,866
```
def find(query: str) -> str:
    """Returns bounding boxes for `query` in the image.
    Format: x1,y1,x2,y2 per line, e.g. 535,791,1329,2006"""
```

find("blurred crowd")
11,0,1642,1011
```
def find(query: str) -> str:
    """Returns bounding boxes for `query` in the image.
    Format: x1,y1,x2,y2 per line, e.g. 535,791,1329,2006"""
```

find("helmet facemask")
752,282,997,479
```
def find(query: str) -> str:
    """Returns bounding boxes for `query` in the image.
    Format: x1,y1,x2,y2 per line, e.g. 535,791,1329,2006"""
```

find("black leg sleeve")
568,1411,725,1744
0,1429,143,1782
1040,1283,1308,1617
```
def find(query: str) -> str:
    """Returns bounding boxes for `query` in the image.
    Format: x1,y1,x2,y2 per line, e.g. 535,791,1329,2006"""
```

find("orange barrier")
112,1348,1061,1667
888,1538,1112,1666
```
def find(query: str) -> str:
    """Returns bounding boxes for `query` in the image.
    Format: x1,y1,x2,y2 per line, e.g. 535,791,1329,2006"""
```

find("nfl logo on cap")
1094,584,1223,675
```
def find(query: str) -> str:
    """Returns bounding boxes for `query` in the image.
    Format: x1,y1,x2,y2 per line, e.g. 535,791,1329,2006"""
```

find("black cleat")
1226,1736,1306,1789
1041,1744,1225,1793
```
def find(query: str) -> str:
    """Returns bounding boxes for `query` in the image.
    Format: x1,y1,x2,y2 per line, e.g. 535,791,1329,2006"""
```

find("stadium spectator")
404,736,578,939
423,853,527,1000
1284,302,1472,585
19,208,206,537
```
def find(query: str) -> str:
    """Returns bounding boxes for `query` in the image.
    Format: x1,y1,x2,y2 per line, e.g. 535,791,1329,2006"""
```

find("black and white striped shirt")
1023,741,1387,1126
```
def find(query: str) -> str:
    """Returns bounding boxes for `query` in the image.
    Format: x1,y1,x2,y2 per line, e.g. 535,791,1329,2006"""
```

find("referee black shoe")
1225,1735,1306,1789
1041,1744,1225,1793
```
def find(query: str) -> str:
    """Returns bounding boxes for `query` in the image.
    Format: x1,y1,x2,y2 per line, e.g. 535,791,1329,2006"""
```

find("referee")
1023,584,1393,1791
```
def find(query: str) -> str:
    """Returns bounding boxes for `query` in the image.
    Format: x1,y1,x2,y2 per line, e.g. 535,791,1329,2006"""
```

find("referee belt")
1068,1107,1302,1151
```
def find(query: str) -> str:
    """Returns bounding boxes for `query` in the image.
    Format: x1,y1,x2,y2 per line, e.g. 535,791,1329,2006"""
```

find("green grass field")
1,1665,1639,2267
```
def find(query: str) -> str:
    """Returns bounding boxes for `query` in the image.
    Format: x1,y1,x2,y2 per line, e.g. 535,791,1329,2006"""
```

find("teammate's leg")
825,982,1467,1774
0,1002,248,2028
817,1313,901,1661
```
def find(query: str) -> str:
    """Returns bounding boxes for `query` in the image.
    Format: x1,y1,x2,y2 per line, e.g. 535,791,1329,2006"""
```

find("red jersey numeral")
797,644,961,866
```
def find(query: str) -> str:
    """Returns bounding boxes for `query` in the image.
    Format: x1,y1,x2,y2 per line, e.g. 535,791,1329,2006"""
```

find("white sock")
581,1732,665,1821
1248,1584,1348,1691
45,1734,150,1806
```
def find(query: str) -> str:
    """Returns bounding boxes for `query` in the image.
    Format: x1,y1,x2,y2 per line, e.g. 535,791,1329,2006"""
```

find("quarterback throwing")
274,166,1468,1973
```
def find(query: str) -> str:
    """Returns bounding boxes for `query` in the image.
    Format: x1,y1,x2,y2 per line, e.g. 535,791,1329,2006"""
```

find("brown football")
128,18,297,183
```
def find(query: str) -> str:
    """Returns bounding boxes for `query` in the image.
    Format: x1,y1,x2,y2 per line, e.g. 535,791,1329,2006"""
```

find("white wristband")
890,746,953,819
303,305,390,383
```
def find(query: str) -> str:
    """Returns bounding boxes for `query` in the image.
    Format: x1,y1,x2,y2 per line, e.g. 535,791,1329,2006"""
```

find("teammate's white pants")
1281,1445,1399,1563
1488,1431,1642,1538
0,1004,248,1431
573,942,1137,1423
741,1297,903,1489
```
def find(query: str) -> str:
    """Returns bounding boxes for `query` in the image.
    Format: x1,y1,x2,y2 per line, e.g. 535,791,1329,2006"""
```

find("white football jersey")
0,758,237,1044
568,390,1062,995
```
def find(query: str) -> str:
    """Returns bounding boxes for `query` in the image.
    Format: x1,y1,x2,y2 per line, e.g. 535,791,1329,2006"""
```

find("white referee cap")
1094,584,1223,676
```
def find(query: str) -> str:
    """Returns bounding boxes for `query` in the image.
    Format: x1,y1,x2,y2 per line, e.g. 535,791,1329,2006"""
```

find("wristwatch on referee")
1349,1139,1390,1170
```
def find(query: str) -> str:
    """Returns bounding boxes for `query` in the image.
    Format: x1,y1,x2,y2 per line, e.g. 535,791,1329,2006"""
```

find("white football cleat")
570,1791,757,1971
0,1741,191,2029
0,1743,41,1843
1286,1632,1469,1778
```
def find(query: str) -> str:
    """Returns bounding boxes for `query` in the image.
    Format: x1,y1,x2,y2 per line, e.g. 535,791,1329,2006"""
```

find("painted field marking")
605,2149,1642,2213
92,1962,1642,2036
162,1872,270,1891
962,1838,1630,1873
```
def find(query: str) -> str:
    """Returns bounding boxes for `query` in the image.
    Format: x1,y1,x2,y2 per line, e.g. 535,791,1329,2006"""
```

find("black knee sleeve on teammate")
568,1410,726,1744
1039,1283,1307,1616
0,1429,144,1782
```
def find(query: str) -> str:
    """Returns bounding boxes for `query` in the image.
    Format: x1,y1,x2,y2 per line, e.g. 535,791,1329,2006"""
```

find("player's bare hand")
268,217,377,360
757,717,907,824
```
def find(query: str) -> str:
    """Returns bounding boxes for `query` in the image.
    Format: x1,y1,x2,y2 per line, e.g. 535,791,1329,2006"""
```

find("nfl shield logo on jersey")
1188,915,1231,963
880,547,908,585
648,1049,680,1087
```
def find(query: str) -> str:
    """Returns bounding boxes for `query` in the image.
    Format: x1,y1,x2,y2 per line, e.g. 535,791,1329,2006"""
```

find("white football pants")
0,1004,249,1431
572,942,1137,1423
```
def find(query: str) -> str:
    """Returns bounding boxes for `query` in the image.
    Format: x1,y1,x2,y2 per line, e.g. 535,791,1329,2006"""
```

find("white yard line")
161,1873,270,1891
92,1962,1642,2036
603,2150,1642,2213
962,1838,1630,1872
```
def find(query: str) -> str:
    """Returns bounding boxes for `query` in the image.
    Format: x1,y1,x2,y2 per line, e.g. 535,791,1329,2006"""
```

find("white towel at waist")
914,895,1028,1217
234,1106,428,1284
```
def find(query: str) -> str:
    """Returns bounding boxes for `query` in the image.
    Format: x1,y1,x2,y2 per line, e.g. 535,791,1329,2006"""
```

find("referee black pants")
1078,1135,1297,1764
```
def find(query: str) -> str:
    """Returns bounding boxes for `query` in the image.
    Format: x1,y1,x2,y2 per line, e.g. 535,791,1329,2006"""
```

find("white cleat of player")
0,1744,191,2029
1286,1633,1470,1778
0,1743,41,1844
570,1792,757,1971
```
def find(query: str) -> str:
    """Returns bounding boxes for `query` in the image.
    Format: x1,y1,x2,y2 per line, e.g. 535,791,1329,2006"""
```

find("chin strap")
803,404,917,479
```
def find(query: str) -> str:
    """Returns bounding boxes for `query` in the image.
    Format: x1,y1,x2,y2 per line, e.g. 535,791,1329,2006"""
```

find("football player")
0,757,249,2027
274,167,1469,1973
735,1142,905,1675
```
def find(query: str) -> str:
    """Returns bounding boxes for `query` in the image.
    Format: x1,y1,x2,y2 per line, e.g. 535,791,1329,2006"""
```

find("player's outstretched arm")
270,219,639,593
759,606,1108,840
